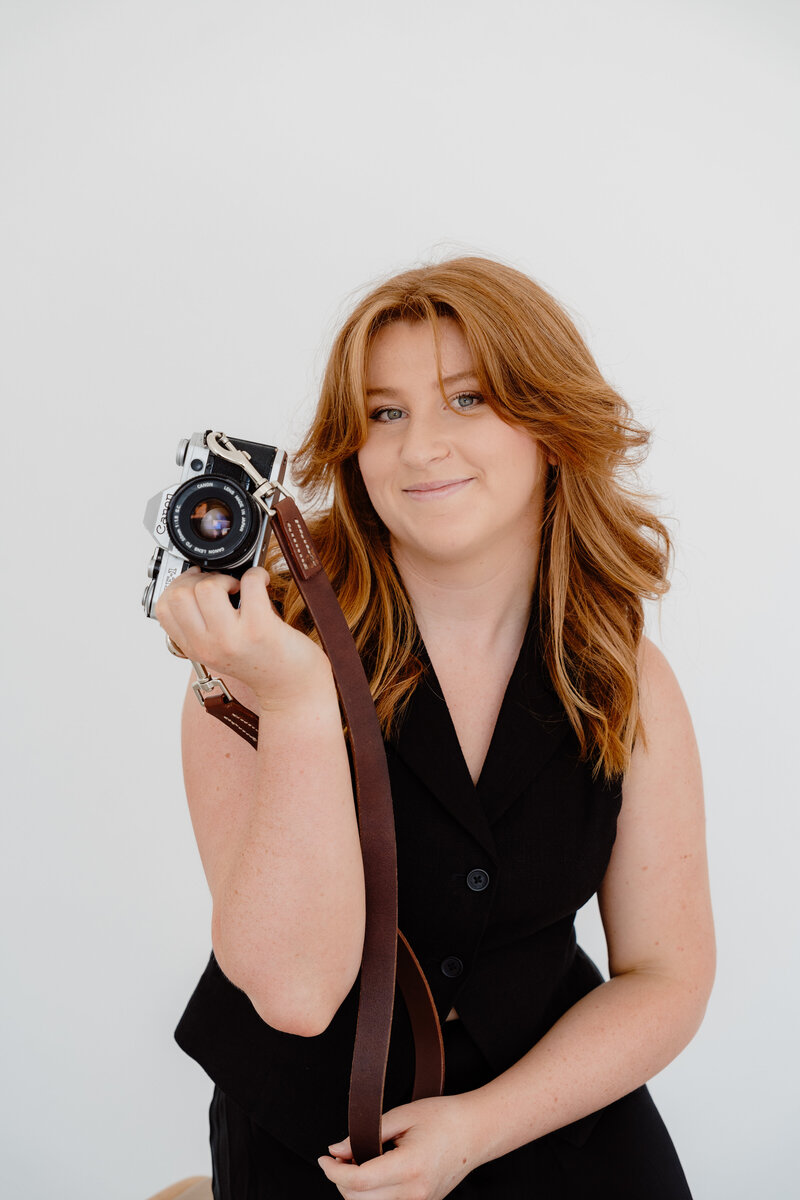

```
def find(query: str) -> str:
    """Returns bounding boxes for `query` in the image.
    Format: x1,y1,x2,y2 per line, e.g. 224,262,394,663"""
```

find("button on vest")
466,868,490,892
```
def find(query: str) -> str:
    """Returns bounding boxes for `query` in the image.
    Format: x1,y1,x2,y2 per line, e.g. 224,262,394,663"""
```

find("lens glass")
189,500,233,541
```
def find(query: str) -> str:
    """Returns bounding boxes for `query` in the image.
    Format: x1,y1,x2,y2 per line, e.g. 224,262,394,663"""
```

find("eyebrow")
365,371,480,398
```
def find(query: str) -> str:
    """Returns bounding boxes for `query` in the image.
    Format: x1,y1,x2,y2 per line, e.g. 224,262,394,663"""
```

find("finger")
379,1109,415,1141
154,582,208,645
327,1135,352,1158
195,569,242,593
152,605,193,657
238,566,272,611
192,572,245,628
317,1148,405,1193
326,1107,410,1164
160,564,203,596
238,568,279,639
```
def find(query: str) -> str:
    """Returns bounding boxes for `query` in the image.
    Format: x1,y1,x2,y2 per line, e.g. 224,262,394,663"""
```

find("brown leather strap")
398,931,445,1100
203,493,444,1163
203,694,259,749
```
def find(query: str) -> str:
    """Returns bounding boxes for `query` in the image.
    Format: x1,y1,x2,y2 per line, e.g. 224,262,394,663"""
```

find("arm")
320,637,715,1193
157,566,366,1037
459,636,715,1163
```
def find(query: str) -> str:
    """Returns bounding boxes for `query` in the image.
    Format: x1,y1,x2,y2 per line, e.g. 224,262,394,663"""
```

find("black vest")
174,614,623,1165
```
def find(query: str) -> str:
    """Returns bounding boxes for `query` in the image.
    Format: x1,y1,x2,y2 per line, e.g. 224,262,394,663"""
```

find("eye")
449,391,485,412
369,406,405,423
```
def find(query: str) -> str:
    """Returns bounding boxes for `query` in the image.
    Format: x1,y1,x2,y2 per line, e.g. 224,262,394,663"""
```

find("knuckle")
168,581,192,605
195,574,219,594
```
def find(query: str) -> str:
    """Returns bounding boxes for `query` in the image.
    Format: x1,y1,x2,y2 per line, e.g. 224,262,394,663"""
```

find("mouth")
402,478,474,500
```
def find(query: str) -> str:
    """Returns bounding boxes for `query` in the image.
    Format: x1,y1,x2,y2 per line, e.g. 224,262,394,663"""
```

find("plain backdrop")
1,1,798,1197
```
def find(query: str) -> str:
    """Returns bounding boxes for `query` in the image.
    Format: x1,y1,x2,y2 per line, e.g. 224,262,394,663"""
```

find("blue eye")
450,392,484,412
369,406,405,422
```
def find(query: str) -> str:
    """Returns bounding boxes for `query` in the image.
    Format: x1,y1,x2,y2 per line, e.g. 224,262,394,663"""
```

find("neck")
392,535,540,655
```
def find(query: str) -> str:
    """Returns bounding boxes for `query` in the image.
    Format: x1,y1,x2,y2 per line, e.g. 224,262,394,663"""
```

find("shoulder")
618,636,704,871
599,638,714,993
635,636,697,760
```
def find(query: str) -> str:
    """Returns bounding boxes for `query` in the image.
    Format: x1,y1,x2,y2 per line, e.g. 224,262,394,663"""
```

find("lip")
402,478,474,500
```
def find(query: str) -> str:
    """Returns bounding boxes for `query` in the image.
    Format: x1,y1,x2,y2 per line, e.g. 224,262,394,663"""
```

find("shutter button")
466,868,490,892
440,956,464,978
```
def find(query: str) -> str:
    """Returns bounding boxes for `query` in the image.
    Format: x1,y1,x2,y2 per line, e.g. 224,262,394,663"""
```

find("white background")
1,1,798,1197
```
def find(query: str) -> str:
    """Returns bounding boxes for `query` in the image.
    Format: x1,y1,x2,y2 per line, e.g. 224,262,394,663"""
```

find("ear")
545,451,558,468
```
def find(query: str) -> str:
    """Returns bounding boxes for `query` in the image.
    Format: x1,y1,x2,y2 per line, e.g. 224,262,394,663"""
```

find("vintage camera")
142,431,288,619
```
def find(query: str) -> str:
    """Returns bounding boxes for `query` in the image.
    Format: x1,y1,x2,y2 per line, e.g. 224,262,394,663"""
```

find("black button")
466,868,490,892
440,956,464,978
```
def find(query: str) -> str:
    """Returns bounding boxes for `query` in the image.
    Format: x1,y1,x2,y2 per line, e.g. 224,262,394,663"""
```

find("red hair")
268,257,670,778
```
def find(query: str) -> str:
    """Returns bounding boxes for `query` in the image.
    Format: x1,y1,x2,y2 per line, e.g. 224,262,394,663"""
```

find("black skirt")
210,1016,692,1199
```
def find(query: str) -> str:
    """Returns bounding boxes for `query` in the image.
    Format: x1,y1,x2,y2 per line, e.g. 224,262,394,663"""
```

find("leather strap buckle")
165,635,233,708
190,673,234,708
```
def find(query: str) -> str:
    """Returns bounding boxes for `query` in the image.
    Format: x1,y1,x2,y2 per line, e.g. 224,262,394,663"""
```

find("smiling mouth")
402,478,474,499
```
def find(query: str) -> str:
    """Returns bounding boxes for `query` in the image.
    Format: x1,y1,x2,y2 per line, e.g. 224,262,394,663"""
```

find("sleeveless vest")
174,613,623,1165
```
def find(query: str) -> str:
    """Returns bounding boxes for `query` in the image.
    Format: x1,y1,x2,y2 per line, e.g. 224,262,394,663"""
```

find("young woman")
155,257,715,1199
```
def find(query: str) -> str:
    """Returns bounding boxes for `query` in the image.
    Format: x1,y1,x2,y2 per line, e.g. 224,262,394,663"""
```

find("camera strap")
196,490,444,1165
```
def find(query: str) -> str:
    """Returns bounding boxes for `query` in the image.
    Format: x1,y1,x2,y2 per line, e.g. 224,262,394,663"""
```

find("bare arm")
157,566,366,1037
457,637,715,1162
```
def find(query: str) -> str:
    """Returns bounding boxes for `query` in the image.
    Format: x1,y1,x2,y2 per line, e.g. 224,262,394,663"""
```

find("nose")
398,410,451,470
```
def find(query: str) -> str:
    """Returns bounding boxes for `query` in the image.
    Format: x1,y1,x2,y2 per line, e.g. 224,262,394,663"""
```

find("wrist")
451,1087,497,1172
254,664,339,720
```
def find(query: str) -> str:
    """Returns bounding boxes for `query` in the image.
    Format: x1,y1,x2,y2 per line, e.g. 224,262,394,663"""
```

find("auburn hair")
267,256,671,779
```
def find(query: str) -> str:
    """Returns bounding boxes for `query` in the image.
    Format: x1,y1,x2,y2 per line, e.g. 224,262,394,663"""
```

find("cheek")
356,445,387,511
490,430,545,488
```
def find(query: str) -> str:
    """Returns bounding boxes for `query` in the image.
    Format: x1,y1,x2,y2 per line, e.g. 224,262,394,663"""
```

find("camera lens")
190,500,233,541
166,475,260,568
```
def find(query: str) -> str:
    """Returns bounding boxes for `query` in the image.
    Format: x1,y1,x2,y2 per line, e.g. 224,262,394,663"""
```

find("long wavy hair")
268,256,671,779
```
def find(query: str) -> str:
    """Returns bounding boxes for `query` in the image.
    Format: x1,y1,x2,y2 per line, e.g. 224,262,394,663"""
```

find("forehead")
365,317,476,386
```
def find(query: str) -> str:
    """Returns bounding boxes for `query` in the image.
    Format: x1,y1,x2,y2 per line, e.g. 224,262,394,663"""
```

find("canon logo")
156,489,175,536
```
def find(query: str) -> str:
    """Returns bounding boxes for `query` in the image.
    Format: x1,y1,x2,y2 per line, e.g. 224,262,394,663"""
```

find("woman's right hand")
154,564,334,712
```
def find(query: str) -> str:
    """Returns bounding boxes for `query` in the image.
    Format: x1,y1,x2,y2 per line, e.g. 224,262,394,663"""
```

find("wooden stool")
145,1179,213,1200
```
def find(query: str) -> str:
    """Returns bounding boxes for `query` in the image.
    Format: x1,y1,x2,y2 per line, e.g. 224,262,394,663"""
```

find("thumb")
328,1104,415,1158
327,1135,351,1157
377,1104,416,1144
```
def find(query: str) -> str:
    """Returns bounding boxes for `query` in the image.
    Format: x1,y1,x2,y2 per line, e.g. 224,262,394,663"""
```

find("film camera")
142,431,288,619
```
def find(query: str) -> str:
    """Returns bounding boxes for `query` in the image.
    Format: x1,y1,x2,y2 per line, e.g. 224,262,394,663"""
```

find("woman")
155,257,715,1199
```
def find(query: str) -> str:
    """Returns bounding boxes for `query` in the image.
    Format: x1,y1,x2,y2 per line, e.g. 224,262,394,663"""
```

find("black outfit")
175,612,693,1198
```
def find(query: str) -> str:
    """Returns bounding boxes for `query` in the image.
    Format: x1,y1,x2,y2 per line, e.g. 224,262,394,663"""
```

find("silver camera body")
142,431,288,618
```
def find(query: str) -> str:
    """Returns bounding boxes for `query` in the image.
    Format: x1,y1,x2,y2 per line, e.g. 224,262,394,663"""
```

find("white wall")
2,2,797,1196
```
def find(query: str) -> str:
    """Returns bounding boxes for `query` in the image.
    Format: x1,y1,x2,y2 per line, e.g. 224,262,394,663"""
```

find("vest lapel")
390,659,499,863
390,613,572,843
475,622,572,826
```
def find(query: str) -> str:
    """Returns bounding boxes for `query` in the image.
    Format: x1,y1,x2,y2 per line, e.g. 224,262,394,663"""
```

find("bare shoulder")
598,636,715,992
632,635,702,791
636,635,691,728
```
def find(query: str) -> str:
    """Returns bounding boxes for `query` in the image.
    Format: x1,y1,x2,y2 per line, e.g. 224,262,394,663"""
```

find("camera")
142,431,288,618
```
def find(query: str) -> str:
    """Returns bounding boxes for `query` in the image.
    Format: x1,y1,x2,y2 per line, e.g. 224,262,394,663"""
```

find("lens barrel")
166,475,260,568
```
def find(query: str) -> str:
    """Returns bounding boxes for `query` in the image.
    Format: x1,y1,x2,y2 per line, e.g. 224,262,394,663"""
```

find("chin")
411,535,480,565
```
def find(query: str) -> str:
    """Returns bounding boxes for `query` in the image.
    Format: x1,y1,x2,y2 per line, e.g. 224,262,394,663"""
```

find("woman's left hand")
318,1094,482,1199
